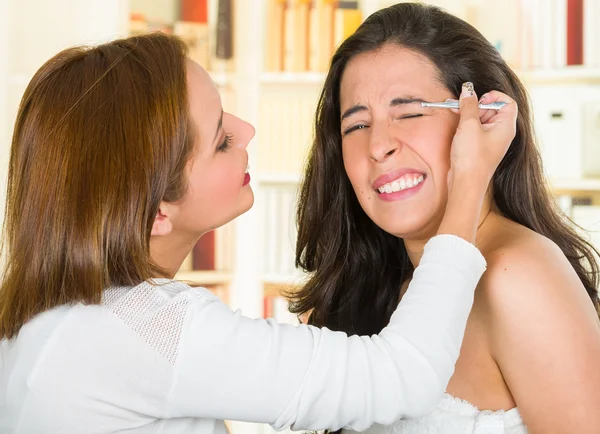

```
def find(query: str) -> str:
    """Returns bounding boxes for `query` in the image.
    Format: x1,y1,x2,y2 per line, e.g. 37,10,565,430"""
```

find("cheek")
342,144,371,195
413,121,455,176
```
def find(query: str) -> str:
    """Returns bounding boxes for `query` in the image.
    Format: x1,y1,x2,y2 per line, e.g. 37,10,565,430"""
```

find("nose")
369,124,401,162
236,117,255,149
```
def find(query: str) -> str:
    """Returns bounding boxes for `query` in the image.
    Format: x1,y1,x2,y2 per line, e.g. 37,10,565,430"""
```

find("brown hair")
293,3,599,339
0,33,193,339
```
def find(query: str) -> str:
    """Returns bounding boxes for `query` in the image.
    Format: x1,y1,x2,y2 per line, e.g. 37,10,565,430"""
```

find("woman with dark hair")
294,3,600,433
0,32,514,432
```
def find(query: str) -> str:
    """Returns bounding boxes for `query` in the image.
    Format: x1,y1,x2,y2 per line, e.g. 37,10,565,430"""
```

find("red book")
192,231,215,270
567,0,584,65
181,0,208,23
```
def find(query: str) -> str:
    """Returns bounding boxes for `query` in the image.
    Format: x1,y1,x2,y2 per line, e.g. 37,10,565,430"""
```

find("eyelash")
342,114,424,136
218,133,234,152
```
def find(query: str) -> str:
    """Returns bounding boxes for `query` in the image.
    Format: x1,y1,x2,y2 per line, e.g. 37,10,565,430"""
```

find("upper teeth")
245,164,250,173
378,174,424,194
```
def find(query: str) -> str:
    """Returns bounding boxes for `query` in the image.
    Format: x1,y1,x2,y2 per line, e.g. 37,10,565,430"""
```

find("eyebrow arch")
341,105,367,122
213,110,224,142
390,97,428,106
341,97,429,122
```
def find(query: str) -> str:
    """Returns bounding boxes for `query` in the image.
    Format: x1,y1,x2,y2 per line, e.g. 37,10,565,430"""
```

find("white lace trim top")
351,393,528,434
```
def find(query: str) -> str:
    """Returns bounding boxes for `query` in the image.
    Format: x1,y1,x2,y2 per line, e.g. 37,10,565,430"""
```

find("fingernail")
461,82,475,98
479,93,488,102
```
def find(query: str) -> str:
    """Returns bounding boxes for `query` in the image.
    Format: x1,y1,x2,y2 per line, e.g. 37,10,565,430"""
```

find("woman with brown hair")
0,32,514,433
293,3,600,434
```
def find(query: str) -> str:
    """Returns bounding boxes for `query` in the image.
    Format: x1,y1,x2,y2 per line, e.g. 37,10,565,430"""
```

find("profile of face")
154,60,255,238
339,44,459,241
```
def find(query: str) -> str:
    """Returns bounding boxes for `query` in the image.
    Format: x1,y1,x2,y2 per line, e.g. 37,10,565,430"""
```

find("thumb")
458,82,479,123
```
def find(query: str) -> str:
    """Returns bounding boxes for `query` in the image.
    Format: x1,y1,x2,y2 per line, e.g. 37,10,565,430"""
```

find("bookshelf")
0,2,598,434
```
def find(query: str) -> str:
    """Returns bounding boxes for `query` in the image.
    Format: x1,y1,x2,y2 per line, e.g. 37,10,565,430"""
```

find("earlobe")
151,205,173,236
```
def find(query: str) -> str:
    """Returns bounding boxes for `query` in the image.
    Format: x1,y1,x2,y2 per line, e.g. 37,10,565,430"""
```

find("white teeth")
377,174,425,194
245,164,250,173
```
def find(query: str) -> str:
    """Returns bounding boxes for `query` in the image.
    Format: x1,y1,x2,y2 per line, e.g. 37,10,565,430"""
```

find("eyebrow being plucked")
213,110,224,142
340,97,429,121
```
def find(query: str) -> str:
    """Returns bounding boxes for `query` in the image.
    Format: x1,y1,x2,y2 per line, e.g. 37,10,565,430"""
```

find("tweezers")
421,101,507,110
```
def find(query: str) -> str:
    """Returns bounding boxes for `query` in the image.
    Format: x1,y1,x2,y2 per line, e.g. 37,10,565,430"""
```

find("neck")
150,231,200,278
404,198,493,268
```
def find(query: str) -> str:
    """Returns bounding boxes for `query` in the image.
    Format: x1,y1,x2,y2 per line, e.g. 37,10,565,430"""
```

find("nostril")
386,149,396,157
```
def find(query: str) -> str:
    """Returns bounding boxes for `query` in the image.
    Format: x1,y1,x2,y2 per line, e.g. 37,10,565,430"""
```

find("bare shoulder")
475,214,596,320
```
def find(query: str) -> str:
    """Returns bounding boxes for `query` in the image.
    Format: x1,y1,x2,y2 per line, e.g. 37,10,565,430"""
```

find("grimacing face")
339,44,460,241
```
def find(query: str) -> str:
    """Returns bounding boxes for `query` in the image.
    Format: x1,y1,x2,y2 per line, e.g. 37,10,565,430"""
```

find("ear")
151,202,174,236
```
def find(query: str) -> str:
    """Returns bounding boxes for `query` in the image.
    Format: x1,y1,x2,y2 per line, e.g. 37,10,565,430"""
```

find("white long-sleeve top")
0,234,486,434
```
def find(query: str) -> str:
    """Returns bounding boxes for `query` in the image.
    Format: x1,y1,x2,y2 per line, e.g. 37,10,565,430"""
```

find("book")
265,0,286,71
333,1,362,50
567,0,584,65
215,0,234,71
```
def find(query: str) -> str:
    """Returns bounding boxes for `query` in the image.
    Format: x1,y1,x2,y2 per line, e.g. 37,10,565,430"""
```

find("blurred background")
0,0,599,431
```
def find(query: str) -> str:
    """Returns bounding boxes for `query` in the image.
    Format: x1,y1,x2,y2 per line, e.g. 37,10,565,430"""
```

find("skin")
150,59,255,277
340,44,600,433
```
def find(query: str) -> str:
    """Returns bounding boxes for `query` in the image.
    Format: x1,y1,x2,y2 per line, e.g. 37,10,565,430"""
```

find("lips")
372,168,427,191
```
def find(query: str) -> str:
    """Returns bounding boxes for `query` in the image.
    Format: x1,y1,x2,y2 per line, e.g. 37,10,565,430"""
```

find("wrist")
447,169,491,199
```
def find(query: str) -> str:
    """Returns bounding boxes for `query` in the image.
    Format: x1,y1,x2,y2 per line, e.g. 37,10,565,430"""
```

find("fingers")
479,90,518,128
458,82,480,125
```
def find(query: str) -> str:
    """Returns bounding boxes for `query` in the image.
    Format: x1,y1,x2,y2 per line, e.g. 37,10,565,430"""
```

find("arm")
485,239,600,434
166,87,517,430
168,234,486,431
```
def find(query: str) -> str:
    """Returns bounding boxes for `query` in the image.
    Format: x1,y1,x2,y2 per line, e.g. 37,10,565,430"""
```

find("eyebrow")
340,97,428,122
213,110,223,142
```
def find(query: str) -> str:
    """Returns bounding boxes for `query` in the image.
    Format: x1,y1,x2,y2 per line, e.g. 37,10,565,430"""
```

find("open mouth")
376,173,425,194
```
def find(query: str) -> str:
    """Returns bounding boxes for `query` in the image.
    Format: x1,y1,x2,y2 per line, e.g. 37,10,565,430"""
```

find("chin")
376,214,440,240
237,190,255,216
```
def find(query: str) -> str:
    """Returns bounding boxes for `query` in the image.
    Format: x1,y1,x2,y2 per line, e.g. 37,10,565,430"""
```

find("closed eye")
342,124,368,136
398,114,424,119
217,133,234,152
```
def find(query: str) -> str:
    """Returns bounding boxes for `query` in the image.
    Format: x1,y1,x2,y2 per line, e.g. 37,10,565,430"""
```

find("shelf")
259,67,600,87
175,270,232,285
254,173,302,185
549,178,600,192
260,72,327,85
519,66,600,85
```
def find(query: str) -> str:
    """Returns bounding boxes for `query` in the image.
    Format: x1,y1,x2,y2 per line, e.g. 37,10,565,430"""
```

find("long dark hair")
292,2,599,338
0,33,193,340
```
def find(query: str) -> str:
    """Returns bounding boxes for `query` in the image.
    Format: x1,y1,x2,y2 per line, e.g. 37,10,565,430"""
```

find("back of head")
0,33,192,340
294,2,599,335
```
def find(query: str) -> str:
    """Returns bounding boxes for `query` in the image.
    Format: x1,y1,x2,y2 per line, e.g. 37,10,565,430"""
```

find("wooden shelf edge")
549,178,600,192
519,66,600,85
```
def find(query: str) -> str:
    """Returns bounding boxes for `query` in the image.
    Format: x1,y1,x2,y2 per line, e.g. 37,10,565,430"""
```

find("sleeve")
166,234,486,431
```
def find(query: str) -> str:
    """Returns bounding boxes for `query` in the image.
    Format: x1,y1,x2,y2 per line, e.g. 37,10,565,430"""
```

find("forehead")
186,59,221,139
340,45,445,103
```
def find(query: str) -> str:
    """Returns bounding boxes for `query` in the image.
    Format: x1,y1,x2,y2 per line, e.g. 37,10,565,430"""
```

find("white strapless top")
351,394,528,434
